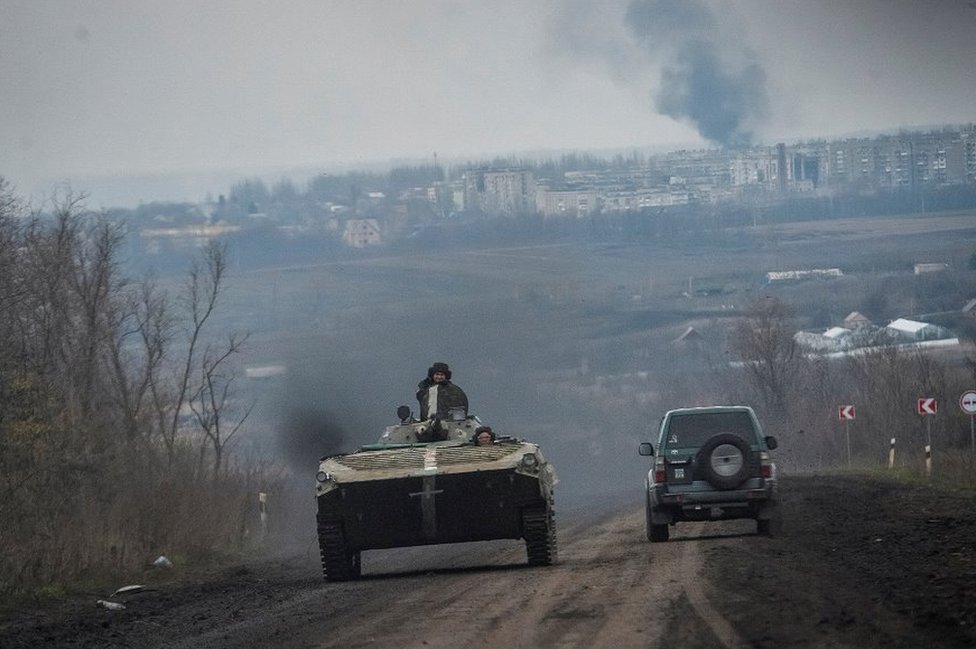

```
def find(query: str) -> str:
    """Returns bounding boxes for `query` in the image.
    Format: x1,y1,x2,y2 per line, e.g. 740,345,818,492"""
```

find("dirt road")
2,473,974,648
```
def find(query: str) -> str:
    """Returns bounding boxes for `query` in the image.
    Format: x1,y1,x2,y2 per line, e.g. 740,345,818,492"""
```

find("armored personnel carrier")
315,405,558,581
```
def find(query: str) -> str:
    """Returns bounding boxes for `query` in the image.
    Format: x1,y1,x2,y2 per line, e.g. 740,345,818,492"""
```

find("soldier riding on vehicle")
416,361,468,420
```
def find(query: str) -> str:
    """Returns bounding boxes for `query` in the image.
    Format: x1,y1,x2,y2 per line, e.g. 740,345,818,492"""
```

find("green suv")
638,405,780,542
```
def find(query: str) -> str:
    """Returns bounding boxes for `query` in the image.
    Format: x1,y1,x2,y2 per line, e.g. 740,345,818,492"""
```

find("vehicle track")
326,508,743,649
676,521,750,649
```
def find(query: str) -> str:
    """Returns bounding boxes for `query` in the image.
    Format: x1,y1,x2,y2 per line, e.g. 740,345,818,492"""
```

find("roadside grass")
854,454,976,493
0,542,267,609
0,465,291,607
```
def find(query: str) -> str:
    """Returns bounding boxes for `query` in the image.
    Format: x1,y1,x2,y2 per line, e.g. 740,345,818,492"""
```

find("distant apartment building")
602,188,689,211
825,130,974,189
730,150,779,188
438,125,975,219
729,144,822,193
425,180,463,217
463,168,535,216
536,188,599,218
661,149,732,187
790,147,821,189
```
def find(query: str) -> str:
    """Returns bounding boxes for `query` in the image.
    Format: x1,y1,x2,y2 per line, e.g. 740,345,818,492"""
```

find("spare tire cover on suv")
697,432,752,489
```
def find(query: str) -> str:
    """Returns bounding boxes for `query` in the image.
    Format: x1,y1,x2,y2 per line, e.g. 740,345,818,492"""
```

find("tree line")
0,178,274,598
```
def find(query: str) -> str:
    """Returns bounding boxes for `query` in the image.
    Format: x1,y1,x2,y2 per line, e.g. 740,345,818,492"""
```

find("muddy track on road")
2,473,975,648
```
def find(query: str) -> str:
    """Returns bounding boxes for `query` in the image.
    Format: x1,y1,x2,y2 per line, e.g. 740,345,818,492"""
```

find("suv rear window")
663,411,756,448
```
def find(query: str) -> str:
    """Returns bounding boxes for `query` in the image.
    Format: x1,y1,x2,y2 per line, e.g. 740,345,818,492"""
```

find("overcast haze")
3,0,975,206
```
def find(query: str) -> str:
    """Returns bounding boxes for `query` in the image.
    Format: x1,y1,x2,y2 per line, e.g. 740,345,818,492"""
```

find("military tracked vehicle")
315,405,558,581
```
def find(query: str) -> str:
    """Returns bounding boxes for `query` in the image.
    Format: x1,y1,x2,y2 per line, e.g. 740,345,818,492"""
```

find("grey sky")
2,0,975,205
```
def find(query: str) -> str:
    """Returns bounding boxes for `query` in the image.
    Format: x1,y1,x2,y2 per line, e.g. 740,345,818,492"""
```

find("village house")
885,318,951,342
342,219,382,247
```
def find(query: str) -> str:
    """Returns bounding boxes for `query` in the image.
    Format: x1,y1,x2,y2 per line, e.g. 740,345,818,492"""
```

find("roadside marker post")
838,405,855,467
888,437,896,469
960,390,976,455
259,492,268,538
917,399,937,479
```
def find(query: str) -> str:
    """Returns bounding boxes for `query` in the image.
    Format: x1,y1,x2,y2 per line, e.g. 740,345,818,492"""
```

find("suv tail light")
653,457,667,484
760,451,775,479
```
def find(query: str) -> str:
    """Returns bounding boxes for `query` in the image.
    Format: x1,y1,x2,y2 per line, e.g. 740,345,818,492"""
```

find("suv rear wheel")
757,518,772,536
649,522,669,542
757,512,783,537
645,493,670,542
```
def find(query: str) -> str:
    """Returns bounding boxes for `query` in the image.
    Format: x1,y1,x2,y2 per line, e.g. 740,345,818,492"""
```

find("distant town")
116,124,976,251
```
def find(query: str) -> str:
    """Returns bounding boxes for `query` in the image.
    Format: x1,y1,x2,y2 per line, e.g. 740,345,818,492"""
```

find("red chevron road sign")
917,398,937,415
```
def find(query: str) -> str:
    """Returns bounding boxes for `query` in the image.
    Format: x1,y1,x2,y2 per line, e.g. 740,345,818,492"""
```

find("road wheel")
757,515,782,537
523,504,558,566
650,523,670,543
645,492,669,542
699,433,752,490
317,516,359,581
645,495,655,541
350,551,362,578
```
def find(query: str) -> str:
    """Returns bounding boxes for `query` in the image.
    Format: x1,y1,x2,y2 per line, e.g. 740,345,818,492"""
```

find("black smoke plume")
277,405,348,470
625,0,768,147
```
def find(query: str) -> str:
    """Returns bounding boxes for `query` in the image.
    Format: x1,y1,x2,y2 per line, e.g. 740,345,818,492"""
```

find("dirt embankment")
1,473,974,649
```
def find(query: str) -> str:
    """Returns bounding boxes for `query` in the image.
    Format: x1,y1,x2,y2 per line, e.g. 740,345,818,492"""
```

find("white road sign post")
917,398,937,470
838,405,855,467
961,390,976,455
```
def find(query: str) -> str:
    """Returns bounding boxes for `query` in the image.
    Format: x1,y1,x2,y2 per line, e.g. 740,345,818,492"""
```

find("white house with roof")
885,318,949,342
797,317,958,358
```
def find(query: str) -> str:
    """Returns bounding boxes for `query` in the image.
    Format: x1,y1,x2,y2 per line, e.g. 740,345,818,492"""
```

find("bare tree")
0,177,21,313
107,273,173,456
11,191,127,454
188,333,253,479
730,296,799,414
144,240,252,477
157,240,230,466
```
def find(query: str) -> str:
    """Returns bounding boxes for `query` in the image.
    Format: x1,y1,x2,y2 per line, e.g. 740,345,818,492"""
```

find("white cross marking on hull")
410,448,444,538
423,447,438,471
409,476,444,538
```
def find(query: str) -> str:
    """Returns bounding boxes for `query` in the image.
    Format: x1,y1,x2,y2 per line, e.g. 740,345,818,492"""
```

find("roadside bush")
0,181,277,600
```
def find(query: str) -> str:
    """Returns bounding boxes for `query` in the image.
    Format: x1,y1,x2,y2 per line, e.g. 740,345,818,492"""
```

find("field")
207,211,976,505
